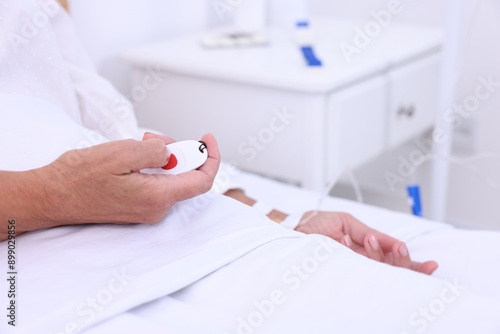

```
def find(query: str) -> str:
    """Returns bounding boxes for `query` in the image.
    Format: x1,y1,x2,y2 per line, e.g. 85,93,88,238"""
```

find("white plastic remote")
142,140,208,175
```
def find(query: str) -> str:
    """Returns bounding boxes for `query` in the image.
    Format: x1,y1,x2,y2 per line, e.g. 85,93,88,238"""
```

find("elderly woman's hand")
1,133,220,239
295,211,439,275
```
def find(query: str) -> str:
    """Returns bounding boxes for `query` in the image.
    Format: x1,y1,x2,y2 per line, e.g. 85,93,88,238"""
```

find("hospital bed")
1,1,500,333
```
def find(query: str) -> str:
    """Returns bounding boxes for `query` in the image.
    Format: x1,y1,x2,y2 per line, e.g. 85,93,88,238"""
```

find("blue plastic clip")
407,184,423,217
296,20,310,28
300,46,323,67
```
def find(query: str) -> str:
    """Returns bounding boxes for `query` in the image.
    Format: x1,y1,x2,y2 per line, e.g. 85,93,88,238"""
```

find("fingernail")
343,235,352,248
368,236,379,250
399,244,409,257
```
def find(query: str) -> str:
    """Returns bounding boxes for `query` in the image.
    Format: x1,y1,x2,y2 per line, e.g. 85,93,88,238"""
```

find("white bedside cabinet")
122,19,443,191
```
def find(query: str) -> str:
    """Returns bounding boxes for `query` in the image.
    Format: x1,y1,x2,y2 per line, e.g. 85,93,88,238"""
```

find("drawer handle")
397,104,416,118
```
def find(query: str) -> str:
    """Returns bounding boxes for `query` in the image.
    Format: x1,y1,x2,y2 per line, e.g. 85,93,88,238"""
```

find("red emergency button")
162,154,178,170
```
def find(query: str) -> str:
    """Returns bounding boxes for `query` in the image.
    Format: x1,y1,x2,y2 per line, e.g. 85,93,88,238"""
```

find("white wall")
70,0,211,93
444,0,500,229
70,0,448,93
307,0,447,27
69,0,448,92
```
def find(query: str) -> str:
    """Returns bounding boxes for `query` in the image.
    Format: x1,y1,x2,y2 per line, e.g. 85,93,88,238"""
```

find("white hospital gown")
1,1,500,334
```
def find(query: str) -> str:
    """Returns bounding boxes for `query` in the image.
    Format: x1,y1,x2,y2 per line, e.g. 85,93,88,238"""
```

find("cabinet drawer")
387,53,441,147
327,75,387,182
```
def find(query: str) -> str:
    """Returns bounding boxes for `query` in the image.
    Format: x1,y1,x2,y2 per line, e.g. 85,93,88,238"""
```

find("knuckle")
339,212,354,221
104,139,135,162
123,139,140,153
116,139,140,157
148,139,167,163
152,138,167,151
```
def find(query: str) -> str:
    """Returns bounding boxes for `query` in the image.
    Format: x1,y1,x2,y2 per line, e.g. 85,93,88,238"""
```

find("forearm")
223,188,289,224
0,169,52,241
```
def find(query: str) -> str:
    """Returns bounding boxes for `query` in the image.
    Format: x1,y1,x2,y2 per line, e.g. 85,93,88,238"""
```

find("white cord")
319,165,363,204
303,150,500,225
299,165,363,226
344,165,364,203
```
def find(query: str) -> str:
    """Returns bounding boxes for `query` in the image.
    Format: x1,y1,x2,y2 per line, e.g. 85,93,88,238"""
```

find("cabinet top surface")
122,18,443,93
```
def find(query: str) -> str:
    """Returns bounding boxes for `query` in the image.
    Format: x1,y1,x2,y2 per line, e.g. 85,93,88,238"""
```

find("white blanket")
1,193,303,333
76,173,500,334
3,186,500,334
